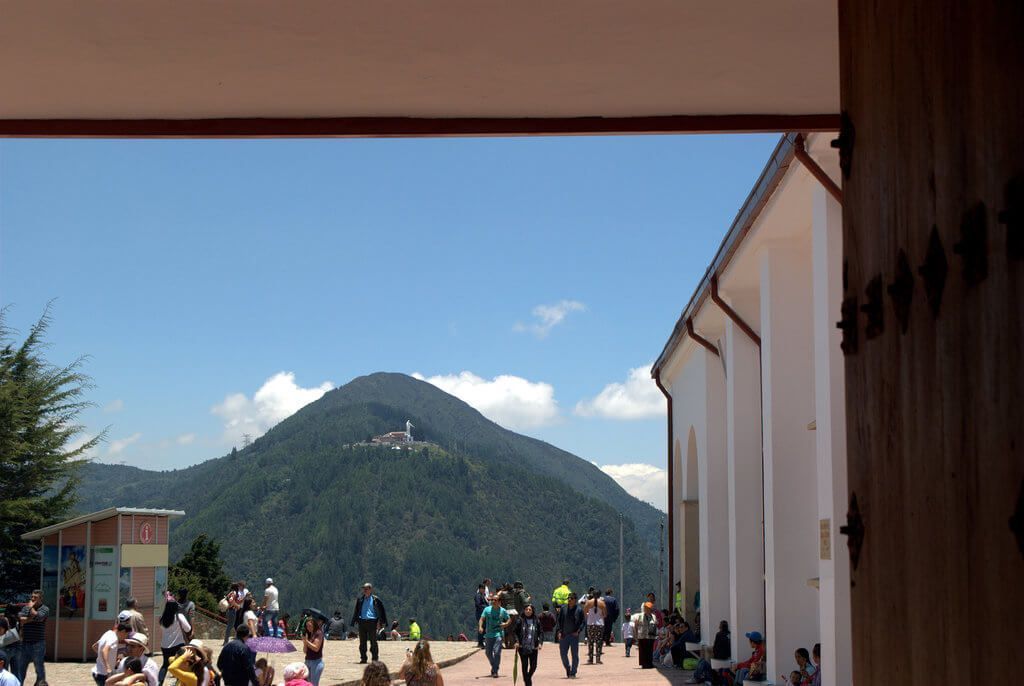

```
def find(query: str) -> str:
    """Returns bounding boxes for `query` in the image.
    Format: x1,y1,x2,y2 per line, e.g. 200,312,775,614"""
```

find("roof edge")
652,132,799,379
20,507,186,541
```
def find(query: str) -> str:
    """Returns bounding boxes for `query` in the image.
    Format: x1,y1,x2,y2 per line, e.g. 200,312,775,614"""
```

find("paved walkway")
441,643,695,685
37,639,479,686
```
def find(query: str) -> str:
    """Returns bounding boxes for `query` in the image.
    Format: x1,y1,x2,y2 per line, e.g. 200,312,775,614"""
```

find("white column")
760,240,820,678
812,187,852,685
698,349,731,641
724,293,765,658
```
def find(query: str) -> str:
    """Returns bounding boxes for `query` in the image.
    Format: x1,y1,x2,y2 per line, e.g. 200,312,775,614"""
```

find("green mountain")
75,372,663,635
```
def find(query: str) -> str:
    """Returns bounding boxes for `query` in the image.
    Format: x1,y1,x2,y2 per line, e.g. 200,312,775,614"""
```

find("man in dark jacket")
602,588,619,647
350,583,387,664
474,584,487,648
555,593,585,678
217,625,258,686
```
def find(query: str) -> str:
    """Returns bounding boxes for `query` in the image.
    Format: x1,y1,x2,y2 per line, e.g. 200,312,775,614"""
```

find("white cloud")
212,371,334,445
67,432,99,458
412,371,560,430
574,364,664,420
599,462,667,512
176,433,196,445
108,432,142,455
514,300,586,338
103,399,124,413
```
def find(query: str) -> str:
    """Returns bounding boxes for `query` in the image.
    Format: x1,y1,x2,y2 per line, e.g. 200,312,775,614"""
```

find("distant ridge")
76,372,662,634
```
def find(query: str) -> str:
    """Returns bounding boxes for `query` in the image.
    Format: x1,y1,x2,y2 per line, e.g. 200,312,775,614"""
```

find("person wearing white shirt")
92,622,131,684
0,649,21,686
261,578,280,638
157,600,191,685
107,633,158,686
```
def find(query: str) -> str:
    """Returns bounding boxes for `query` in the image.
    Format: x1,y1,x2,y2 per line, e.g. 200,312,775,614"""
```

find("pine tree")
169,534,231,611
0,304,102,600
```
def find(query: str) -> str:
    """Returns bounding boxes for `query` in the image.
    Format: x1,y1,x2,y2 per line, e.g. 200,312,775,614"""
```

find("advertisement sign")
119,568,132,611
90,546,117,620
41,546,58,611
154,567,168,607
59,545,87,618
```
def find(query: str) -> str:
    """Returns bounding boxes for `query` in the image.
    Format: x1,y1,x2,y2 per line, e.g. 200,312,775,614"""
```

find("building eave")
651,132,799,381
20,507,186,541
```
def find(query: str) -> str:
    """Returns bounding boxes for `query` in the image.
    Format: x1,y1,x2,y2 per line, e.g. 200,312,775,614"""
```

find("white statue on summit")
406,420,414,443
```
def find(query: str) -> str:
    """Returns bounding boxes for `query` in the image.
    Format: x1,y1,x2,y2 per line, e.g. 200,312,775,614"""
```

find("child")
621,609,634,657
781,669,808,685
255,657,275,686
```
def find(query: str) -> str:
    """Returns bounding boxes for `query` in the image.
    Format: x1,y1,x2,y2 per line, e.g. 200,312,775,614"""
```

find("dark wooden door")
839,1,1024,683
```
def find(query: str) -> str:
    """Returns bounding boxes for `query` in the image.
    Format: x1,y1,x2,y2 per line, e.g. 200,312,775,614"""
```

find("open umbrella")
247,636,296,653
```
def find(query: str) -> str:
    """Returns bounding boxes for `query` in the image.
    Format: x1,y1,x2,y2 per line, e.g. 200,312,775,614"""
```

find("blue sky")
0,134,779,510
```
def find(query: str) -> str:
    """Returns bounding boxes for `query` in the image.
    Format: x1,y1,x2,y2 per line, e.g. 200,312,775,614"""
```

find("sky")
0,134,780,512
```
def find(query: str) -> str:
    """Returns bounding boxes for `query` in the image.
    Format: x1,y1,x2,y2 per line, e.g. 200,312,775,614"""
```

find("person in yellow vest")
551,579,571,610
408,618,421,641
674,582,683,613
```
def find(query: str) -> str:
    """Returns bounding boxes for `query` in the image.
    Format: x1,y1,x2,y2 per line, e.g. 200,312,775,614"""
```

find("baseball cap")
745,631,764,643
118,610,132,622
265,578,273,584
188,639,205,650
126,633,148,649
362,582,373,588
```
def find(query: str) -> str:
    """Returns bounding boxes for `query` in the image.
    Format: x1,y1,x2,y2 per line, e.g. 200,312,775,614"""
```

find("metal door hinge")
839,493,865,571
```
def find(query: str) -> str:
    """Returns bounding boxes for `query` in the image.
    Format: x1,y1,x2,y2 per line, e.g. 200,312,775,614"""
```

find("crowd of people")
0,576,829,686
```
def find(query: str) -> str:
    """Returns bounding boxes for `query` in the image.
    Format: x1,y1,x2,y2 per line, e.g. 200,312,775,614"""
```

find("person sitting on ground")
282,662,314,686
398,640,444,686
446,634,454,642
279,614,292,639
730,631,766,684
810,644,821,686
254,657,274,686
360,660,392,686
669,619,699,668
456,633,468,642
389,621,402,641
784,647,816,684
781,669,808,685
326,611,347,641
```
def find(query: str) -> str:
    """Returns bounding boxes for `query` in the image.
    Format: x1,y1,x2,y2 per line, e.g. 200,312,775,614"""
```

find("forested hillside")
76,373,663,635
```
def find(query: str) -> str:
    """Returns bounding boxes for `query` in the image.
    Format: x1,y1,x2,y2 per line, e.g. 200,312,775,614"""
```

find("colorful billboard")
59,545,87,618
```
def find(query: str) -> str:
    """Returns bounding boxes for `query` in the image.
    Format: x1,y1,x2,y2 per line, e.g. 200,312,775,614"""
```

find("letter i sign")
140,522,153,544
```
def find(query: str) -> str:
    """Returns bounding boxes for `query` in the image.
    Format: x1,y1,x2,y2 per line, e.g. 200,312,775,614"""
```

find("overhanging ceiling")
0,0,839,135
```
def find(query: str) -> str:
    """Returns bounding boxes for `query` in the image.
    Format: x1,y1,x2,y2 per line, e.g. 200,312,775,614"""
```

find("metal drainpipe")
709,274,769,631
654,370,674,601
794,133,843,204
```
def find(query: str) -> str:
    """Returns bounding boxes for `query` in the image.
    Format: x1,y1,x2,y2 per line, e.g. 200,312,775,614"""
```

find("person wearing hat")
106,633,158,686
0,649,19,686
731,631,767,684
122,600,149,643
350,583,387,665
167,639,212,686
632,602,658,669
262,578,280,638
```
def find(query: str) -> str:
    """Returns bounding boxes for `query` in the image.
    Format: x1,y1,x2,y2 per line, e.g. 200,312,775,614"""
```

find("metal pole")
619,513,624,640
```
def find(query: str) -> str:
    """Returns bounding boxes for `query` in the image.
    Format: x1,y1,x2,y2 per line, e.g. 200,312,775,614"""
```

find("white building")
652,133,851,685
